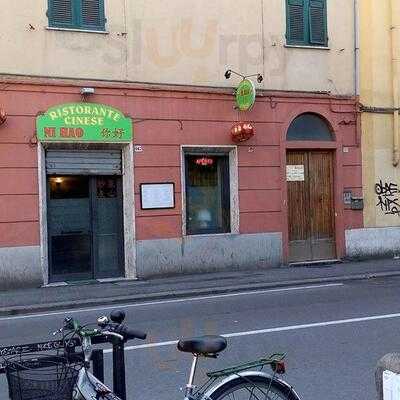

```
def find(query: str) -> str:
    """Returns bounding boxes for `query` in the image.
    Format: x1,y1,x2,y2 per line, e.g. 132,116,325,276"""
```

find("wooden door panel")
309,152,334,240
287,152,312,261
309,152,335,260
287,152,309,241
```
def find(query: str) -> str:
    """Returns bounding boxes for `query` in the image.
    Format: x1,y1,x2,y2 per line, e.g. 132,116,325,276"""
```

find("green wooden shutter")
48,0,73,27
309,0,327,45
287,0,306,44
81,0,105,30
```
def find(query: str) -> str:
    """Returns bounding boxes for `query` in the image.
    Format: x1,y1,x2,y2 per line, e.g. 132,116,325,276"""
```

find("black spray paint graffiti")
375,180,400,216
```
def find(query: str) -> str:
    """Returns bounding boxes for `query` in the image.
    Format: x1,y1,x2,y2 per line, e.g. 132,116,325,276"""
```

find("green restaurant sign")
37,103,133,142
235,79,256,112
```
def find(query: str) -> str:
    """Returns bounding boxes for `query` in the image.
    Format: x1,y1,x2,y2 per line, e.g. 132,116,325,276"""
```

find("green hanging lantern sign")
235,79,256,111
36,103,133,143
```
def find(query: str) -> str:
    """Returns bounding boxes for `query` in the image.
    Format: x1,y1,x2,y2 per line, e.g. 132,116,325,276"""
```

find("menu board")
140,183,175,209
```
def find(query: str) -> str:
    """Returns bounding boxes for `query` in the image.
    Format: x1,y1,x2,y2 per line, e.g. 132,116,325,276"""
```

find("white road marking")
109,312,400,353
0,283,343,321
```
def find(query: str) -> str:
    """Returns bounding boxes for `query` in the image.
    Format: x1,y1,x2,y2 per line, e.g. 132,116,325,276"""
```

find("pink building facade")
0,77,363,288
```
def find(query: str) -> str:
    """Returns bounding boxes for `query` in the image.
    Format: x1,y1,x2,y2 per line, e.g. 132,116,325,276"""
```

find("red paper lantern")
0,108,6,126
231,122,255,143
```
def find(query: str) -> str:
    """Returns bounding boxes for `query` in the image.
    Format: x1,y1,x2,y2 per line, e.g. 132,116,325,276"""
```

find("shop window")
286,0,327,47
185,154,231,235
287,113,333,141
47,0,106,31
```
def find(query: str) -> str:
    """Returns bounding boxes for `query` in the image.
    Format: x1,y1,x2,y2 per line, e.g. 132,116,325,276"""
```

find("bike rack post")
112,340,126,400
92,349,105,383
376,353,400,400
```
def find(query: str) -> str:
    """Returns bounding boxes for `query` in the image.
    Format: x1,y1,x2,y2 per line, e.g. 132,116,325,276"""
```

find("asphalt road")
1,277,400,399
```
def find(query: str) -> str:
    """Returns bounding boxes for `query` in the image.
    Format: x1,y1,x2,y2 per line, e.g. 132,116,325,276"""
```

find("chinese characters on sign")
235,79,256,111
375,179,400,216
100,128,125,139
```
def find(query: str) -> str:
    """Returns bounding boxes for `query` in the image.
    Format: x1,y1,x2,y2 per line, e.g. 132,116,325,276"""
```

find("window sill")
46,27,109,34
184,232,239,238
284,44,330,50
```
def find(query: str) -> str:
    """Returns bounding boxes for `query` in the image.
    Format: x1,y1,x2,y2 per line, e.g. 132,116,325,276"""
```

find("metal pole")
390,0,400,167
92,349,104,383
113,341,127,400
353,0,360,97
376,353,400,399
185,355,199,399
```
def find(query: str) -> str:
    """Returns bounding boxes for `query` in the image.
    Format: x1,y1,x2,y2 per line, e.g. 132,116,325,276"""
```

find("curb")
1,270,400,317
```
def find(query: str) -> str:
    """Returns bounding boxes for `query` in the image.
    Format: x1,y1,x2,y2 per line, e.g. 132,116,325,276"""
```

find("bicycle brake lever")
52,328,63,336
102,331,124,341
97,316,109,328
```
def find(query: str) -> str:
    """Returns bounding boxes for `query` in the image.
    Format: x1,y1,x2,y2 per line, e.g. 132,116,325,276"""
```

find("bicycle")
3,310,302,400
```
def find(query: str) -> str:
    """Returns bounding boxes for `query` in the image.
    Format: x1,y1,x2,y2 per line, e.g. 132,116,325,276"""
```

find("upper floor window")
286,0,328,47
47,0,106,31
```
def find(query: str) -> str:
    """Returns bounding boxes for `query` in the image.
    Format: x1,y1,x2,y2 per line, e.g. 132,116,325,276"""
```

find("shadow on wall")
0,246,43,290
345,227,400,260
135,233,283,278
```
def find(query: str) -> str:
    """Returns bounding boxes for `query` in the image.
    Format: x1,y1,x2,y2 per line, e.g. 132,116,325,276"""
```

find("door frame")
281,110,345,264
38,142,136,285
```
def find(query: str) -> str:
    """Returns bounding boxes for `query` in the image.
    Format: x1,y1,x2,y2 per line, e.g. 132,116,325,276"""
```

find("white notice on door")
286,165,305,181
383,370,400,399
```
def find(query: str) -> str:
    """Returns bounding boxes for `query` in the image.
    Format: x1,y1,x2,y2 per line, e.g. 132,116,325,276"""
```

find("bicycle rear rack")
206,353,286,378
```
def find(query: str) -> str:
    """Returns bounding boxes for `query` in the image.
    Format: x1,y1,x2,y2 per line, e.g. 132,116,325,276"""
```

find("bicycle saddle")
177,335,227,356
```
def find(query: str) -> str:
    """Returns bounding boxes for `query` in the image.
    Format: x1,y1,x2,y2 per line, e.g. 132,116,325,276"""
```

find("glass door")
93,176,124,279
47,175,124,282
48,176,92,281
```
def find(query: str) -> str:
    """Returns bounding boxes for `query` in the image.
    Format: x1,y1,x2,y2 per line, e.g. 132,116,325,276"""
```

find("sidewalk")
1,258,400,316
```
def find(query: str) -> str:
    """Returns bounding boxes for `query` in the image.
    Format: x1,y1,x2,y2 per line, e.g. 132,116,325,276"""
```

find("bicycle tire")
207,375,300,400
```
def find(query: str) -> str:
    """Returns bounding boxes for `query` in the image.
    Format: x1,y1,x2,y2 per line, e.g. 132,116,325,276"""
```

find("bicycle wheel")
208,375,300,400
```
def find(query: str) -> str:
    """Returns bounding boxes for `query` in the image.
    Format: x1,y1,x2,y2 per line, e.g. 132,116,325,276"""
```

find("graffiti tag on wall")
375,180,400,216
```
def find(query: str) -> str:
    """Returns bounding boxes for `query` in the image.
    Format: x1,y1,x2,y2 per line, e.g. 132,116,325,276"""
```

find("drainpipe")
391,0,400,166
354,0,360,97
354,0,361,146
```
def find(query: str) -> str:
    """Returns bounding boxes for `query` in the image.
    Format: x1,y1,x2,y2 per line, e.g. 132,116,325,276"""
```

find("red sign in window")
195,157,214,166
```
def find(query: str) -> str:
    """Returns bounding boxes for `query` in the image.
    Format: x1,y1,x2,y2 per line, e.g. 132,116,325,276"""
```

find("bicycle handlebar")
60,314,147,343
115,325,147,341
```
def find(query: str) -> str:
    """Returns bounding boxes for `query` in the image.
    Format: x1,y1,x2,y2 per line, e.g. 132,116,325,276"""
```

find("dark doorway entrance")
47,175,124,282
287,151,336,262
